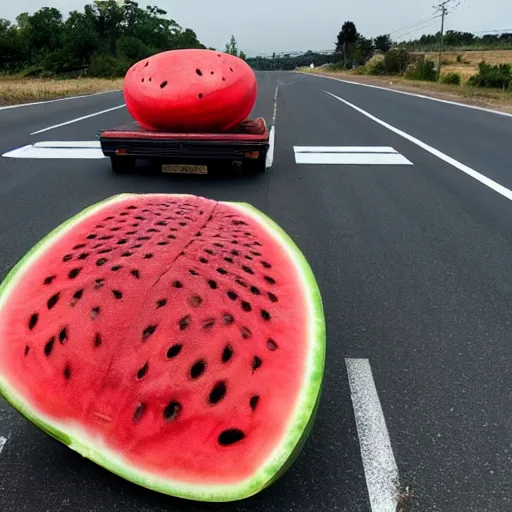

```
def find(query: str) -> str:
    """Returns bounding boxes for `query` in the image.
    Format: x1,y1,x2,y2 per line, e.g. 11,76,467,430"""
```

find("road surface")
1,71,512,512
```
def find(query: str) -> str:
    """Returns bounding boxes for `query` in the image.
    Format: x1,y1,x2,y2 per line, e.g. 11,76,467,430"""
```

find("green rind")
0,194,326,503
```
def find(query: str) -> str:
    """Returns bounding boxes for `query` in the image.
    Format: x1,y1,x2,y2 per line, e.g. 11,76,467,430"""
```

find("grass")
0,77,124,106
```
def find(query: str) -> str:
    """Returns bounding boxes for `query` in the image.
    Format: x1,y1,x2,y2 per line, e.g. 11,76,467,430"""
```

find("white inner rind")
0,193,326,502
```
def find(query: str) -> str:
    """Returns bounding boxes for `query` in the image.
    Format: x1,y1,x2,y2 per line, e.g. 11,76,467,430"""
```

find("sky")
3,0,512,56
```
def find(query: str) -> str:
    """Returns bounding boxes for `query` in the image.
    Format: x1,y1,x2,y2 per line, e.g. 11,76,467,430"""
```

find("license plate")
162,164,208,174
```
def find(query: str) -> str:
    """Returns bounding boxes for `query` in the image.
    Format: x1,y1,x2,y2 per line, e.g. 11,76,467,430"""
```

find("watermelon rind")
0,194,326,502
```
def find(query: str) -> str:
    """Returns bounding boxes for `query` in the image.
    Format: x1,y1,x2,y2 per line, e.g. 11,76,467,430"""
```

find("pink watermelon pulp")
0,194,325,502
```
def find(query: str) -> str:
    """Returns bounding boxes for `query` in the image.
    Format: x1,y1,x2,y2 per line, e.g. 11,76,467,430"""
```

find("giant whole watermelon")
124,50,258,132
0,194,326,502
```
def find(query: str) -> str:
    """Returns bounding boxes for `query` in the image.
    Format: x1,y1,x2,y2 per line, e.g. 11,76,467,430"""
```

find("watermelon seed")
209,381,226,404
224,257,233,264
117,239,128,245
222,345,233,362
211,71,214,75
218,429,245,446
98,249,112,254
73,243,86,250
126,231,137,235
252,356,262,372
227,291,237,301
189,295,202,307
167,235,176,240
147,228,159,233
72,289,84,303
261,310,271,321
241,326,252,339
222,77,226,81
112,290,123,300
203,318,216,329
190,360,206,379
99,236,113,241
122,252,133,257
62,254,73,262
245,255,253,261
267,338,278,351
142,325,157,340
91,307,100,320
156,299,167,309
59,327,68,344
64,364,71,380
120,212,129,216
111,265,122,271
111,227,121,232
87,234,97,239
199,257,208,264
223,313,234,325
179,315,192,330
133,403,146,422
241,301,252,312
137,236,150,241
242,266,253,274
230,67,234,72
173,280,183,289
78,253,89,260
156,221,167,226
198,93,203,99
250,395,260,411
196,68,203,76
44,337,55,356
252,251,262,257
179,222,187,227
163,401,182,422
94,333,102,347
96,258,108,267
250,286,260,295
127,205,137,210
214,243,224,248
96,224,105,228
231,249,239,256
160,81,168,89
268,292,278,303
236,279,248,288
68,268,82,279
264,276,276,285
137,362,149,379
135,216,145,221
44,275,56,285
190,269,199,276
47,293,60,310
144,253,153,259
94,279,105,289
24,345,30,356
167,344,182,358
205,249,214,255
261,261,272,269
231,240,238,245
157,241,168,246
104,216,114,221
130,269,141,279
208,280,217,290
216,268,227,275
131,223,140,227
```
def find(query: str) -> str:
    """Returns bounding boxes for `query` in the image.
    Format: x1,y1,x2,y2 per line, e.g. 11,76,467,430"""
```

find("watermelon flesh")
0,194,325,502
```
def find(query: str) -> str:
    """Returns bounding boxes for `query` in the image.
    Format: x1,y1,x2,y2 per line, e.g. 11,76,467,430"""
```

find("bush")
88,54,129,78
383,48,411,74
467,62,512,89
367,60,386,75
440,72,462,85
405,59,437,81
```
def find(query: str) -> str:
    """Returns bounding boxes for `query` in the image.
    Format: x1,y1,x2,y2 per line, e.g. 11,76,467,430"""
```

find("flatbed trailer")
98,117,270,174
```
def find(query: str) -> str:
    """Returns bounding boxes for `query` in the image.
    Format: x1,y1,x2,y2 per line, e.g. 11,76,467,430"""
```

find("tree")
225,34,239,56
335,21,359,68
374,34,392,53
353,36,374,66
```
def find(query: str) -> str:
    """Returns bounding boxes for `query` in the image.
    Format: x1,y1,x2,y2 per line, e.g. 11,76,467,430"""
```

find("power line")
394,18,442,40
388,14,441,37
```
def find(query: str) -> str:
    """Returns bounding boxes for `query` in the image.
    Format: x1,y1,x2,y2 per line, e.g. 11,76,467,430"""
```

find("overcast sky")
3,0,511,55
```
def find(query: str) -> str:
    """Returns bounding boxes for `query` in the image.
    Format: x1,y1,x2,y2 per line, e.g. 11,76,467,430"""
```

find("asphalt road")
1,71,512,512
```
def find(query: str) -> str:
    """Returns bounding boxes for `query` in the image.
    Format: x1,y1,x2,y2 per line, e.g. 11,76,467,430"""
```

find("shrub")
383,48,411,74
405,59,437,81
467,62,512,89
88,54,129,78
440,72,462,85
367,60,386,75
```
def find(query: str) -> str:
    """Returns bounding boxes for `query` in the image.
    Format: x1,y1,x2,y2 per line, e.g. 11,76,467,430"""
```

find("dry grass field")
0,77,124,106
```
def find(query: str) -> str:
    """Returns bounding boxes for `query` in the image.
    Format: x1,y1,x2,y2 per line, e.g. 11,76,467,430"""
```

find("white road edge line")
307,73,512,119
266,84,279,169
0,436,7,456
346,358,399,512
0,90,122,112
295,152,412,165
325,90,512,202
294,146,398,154
30,104,126,135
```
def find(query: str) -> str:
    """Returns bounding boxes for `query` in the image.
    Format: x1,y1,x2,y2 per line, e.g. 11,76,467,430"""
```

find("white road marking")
265,84,279,169
0,90,122,112
3,144,106,159
34,141,101,149
30,104,126,135
294,146,413,165
346,358,399,512
0,436,7,455
325,91,512,201
307,73,512,119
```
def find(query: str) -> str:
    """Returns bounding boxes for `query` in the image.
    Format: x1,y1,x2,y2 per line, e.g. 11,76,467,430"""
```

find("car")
98,117,270,175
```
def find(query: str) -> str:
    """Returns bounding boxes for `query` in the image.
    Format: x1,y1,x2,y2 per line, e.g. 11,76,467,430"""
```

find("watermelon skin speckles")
0,194,325,502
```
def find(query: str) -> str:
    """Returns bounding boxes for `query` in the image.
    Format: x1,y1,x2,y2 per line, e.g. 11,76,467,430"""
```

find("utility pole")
436,1,449,79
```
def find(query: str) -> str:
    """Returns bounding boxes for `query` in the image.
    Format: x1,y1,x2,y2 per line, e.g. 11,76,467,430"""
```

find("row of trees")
400,30,512,51
0,1,208,76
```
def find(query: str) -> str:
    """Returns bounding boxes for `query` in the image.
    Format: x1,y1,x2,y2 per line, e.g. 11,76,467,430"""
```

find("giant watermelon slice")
124,50,258,132
0,194,325,502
